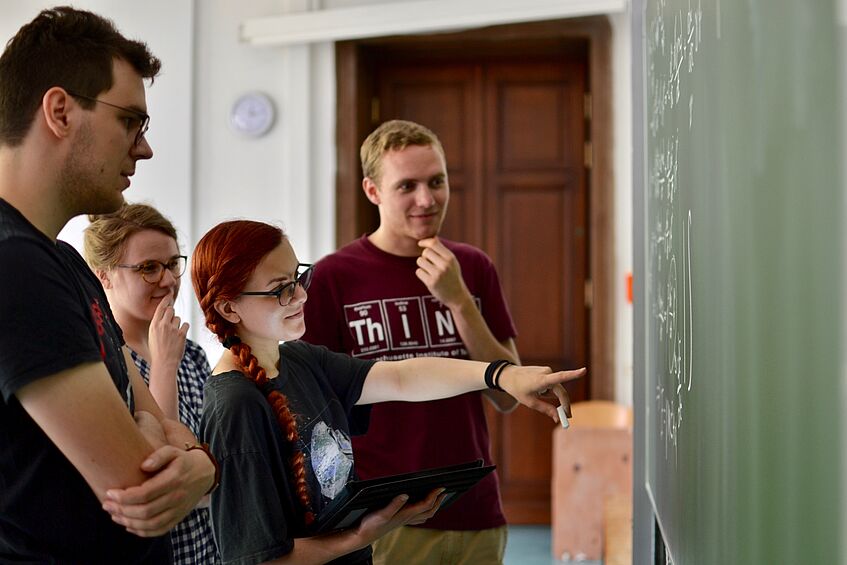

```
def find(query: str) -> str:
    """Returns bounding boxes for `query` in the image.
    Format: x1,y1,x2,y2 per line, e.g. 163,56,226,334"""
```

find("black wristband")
493,360,514,391
484,360,512,391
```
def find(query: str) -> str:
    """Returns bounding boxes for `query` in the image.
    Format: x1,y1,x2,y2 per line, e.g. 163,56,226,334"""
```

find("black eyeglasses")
117,256,187,284
67,90,150,146
240,263,314,307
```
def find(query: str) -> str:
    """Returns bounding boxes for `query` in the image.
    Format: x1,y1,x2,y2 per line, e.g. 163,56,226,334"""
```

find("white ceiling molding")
241,0,628,46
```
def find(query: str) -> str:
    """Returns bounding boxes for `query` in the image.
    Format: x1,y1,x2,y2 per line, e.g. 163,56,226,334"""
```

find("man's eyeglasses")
67,90,150,146
117,256,187,285
240,264,314,307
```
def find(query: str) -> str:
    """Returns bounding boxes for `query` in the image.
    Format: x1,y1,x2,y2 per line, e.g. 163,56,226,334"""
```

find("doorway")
335,17,614,524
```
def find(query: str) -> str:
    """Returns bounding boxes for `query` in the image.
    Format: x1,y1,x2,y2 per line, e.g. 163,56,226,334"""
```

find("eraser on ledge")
557,405,570,429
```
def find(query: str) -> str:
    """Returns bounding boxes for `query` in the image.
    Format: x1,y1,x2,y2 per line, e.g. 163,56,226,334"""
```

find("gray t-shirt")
202,340,374,565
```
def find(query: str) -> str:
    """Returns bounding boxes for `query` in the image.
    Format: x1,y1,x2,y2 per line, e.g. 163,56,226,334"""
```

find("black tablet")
309,459,496,534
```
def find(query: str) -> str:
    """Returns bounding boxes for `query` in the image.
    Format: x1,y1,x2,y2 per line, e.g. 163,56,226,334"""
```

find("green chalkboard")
640,0,844,562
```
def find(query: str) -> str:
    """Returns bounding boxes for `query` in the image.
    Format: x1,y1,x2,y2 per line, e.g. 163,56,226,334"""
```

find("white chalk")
557,405,569,429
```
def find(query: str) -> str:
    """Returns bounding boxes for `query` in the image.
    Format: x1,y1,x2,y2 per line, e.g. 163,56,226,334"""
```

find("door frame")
335,17,615,400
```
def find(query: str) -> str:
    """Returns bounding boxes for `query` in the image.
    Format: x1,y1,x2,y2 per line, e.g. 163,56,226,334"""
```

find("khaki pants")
372,525,507,565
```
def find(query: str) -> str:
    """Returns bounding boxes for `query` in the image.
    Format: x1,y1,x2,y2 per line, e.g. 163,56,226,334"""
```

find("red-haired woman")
191,220,582,564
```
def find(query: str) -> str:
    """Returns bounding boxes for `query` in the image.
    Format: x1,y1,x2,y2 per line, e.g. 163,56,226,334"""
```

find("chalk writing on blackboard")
648,0,701,138
653,210,693,462
648,0,701,463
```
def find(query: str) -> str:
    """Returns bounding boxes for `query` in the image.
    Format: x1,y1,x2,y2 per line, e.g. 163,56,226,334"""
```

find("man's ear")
363,177,381,205
214,299,241,324
96,269,113,290
41,87,74,141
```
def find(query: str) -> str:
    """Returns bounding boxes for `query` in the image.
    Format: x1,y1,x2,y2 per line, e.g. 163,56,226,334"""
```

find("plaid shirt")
130,339,220,565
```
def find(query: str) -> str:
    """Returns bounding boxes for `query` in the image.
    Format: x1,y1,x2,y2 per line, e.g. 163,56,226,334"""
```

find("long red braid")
192,220,315,525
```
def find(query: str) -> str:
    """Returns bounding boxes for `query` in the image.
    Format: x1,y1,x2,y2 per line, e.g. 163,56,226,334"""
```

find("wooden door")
372,54,589,523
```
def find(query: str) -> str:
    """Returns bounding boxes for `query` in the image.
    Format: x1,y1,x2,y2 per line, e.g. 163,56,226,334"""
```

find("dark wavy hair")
192,220,314,525
0,6,161,146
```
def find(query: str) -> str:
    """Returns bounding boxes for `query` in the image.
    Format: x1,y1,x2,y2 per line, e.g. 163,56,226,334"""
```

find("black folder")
309,459,495,534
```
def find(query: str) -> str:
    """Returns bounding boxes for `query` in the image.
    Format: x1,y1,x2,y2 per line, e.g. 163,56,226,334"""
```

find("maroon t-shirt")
302,236,516,530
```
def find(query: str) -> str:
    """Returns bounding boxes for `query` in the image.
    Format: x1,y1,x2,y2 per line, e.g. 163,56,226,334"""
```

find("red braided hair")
191,220,315,525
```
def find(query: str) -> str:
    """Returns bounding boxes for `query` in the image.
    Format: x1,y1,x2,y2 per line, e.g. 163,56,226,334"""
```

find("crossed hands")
102,415,214,537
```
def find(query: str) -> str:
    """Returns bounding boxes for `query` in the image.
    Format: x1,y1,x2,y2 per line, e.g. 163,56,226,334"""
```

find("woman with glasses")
84,203,218,565
191,219,582,564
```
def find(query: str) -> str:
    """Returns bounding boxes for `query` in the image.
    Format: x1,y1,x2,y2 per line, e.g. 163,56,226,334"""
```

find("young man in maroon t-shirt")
303,119,520,564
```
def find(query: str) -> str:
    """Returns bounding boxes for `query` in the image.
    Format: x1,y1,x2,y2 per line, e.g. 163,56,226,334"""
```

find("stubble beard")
58,122,125,217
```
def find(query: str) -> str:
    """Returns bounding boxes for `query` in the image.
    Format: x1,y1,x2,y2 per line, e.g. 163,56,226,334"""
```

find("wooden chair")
551,400,633,562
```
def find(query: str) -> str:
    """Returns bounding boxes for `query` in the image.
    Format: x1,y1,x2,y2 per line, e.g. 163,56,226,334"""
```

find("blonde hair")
84,202,178,271
359,119,445,183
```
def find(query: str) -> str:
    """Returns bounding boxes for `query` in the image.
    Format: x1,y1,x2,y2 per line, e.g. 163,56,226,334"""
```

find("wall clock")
230,92,275,137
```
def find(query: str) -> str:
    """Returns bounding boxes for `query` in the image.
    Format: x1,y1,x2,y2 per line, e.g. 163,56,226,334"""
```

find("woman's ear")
214,299,241,324
96,269,113,290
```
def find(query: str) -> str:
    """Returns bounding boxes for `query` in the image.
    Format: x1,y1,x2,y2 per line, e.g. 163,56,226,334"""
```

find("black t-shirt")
202,340,375,565
0,199,170,563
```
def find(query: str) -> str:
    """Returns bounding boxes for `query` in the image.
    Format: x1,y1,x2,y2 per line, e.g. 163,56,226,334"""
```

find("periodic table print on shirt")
343,296,482,357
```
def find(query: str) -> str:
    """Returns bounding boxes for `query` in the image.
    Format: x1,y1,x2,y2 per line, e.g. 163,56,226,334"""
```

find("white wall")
193,0,337,256
610,9,634,405
191,0,337,361
3,1,635,401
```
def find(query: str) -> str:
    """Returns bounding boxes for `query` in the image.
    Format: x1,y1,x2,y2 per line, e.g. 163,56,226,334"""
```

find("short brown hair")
0,6,161,147
84,203,178,272
360,119,445,183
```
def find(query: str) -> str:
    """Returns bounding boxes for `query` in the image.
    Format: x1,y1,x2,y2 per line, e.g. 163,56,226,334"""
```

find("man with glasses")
65,90,151,148
303,120,520,564
0,7,215,563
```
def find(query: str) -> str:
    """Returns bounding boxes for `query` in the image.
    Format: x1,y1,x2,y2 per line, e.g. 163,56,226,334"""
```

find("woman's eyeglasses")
117,256,187,284
239,263,314,307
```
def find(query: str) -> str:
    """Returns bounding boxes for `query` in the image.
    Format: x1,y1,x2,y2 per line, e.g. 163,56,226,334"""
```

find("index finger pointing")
548,367,586,385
